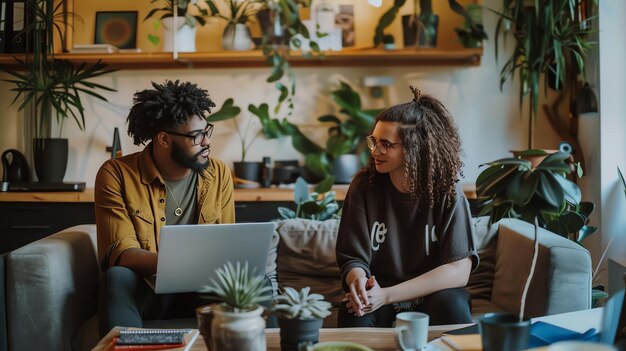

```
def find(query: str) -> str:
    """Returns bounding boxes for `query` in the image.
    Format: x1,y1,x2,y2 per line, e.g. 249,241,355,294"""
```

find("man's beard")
171,141,210,172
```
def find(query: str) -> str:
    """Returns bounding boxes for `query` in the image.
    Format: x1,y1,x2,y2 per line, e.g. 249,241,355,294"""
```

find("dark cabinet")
0,202,95,253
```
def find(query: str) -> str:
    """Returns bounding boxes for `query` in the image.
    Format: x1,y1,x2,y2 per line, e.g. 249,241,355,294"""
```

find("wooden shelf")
0,183,476,202
0,48,482,70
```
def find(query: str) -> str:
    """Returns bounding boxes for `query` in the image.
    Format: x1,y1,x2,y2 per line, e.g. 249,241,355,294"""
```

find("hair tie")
409,86,421,103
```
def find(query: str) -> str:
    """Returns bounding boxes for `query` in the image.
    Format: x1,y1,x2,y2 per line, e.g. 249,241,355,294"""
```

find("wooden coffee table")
93,324,471,350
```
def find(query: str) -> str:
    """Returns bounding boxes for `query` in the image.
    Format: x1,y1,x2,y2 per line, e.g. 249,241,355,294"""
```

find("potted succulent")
1,0,116,183
197,261,273,351
204,0,260,51
273,286,332,351
144,0,209,52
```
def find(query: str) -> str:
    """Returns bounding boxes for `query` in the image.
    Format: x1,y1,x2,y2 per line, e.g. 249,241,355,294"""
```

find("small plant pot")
33,138,68,183
234,161,262,182
196,305,214,350
211,304,266,351
278,317,323,351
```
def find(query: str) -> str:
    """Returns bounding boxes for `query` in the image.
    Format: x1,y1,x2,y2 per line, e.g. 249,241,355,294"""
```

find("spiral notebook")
113,329,199,351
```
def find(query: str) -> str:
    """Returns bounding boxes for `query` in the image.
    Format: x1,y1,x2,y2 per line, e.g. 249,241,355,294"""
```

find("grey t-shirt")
335,170,479,292
164,171,198,225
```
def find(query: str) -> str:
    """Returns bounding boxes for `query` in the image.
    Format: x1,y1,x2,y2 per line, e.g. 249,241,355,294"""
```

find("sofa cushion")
274,219,343,309
467,217,499,302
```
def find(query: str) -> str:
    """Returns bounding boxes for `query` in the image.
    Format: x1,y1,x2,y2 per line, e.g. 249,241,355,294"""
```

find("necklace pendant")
174,207,183,217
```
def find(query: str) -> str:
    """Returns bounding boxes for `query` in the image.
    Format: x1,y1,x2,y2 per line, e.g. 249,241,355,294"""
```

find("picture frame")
94,11,138,49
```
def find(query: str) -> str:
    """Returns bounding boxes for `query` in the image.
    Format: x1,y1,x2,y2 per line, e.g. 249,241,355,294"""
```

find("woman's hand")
346,274,369,316
346,276,387,316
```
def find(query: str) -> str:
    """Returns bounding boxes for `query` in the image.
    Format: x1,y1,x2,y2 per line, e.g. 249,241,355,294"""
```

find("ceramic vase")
33,138,67,183
161,17,196,52
222,23,253,51
211,304,266,351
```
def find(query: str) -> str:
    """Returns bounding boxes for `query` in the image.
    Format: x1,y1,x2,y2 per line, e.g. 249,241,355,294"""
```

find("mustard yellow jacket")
95,144,235,270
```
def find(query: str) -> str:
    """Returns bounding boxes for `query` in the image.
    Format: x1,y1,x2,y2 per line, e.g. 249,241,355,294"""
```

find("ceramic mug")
395,312,429,351
479,312,530,351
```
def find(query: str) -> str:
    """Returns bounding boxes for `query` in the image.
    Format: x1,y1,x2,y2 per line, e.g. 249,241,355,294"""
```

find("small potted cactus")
197,261,272,351
273,286,333,351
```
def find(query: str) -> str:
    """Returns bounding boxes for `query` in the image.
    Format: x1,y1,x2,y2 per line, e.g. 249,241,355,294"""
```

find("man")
95,80,234,337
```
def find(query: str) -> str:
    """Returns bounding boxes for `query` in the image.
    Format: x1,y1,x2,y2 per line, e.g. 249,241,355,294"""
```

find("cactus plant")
273,287,332,320
198,261,272,312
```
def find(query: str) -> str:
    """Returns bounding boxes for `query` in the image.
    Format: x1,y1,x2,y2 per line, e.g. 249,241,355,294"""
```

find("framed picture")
336,5,355,47
94,11,138,49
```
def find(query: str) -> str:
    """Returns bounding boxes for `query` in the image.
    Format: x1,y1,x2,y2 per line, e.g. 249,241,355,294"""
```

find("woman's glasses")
165,123,214,146
365,135,402,155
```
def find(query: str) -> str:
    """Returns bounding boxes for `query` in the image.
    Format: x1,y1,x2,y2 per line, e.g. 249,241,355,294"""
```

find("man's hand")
117,248,158,276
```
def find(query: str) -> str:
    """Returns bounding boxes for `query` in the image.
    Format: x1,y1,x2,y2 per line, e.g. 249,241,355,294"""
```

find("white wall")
0,0,564,188
596,1,626,286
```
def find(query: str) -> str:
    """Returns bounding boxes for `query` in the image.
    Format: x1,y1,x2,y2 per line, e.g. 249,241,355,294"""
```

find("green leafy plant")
1,0,116,139
476,150,597,243
451,2,488,48
144,0,209,45
382,34,395,45
206,98,263,162
373,0,406,47
492,0,594,149
198,261,272,312
249,81,380,184
277,177,340,220
257,0,322,115
204,0,260,25
273,286,332,320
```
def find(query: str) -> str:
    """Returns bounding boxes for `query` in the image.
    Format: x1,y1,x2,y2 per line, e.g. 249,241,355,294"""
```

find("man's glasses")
365,135,402,155
165,123,214,146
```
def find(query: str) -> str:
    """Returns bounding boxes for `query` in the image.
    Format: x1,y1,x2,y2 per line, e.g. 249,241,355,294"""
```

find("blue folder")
528,321,599,348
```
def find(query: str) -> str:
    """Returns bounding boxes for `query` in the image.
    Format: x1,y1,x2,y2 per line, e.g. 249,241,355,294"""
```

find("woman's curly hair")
367,87,463,209
127,80,216,145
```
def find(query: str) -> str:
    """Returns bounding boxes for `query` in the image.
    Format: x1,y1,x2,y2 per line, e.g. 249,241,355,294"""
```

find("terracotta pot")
511,149,559,169
196,305,214,350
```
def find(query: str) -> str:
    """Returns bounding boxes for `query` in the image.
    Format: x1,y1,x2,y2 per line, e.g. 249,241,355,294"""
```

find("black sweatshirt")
336,170,479,293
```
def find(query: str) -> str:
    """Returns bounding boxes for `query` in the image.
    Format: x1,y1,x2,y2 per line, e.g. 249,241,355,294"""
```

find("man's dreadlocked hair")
367,86,463,209
127,80,216,145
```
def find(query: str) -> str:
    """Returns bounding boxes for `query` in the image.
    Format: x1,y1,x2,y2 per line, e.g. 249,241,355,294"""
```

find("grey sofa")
0,218,592,351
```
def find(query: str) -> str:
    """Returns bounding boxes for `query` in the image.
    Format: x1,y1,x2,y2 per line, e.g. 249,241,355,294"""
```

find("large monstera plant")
476,150,597,244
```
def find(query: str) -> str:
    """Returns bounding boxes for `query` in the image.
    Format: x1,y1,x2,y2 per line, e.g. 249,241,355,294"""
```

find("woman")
336,86,478,327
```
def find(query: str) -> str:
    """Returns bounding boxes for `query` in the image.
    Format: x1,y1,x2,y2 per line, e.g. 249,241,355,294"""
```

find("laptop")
151,222,274,294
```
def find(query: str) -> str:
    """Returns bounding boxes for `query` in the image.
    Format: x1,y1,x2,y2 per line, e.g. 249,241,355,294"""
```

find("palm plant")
144,0,208,27
492,0,594,149
204,0,260,25
144,0,209,46
198,262,272,312
2,0,116,139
